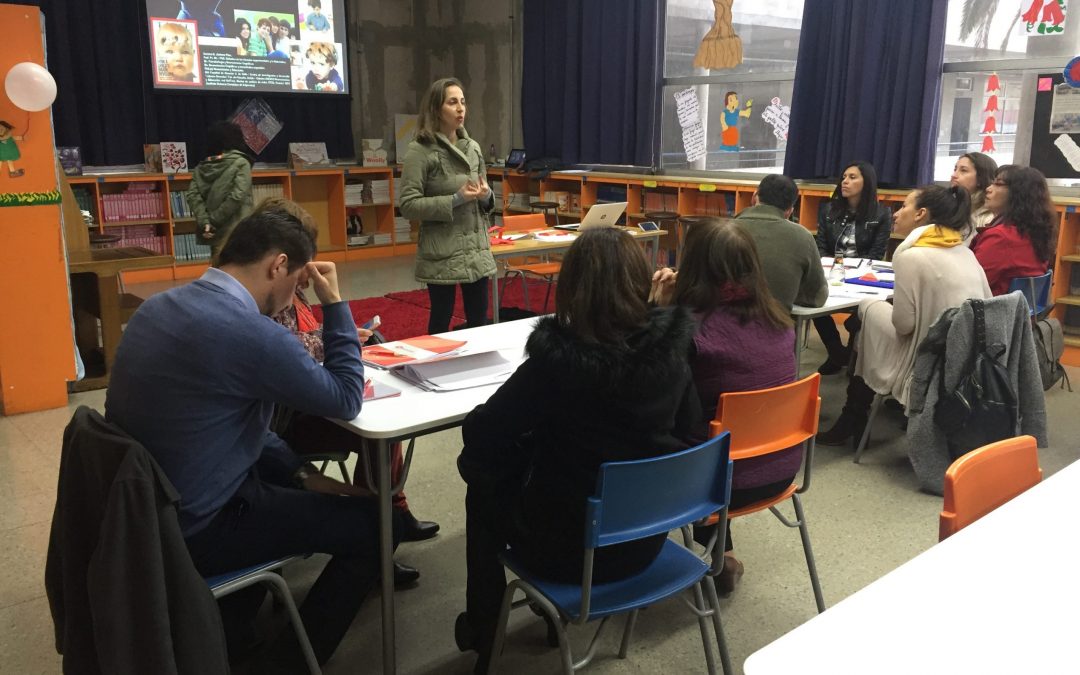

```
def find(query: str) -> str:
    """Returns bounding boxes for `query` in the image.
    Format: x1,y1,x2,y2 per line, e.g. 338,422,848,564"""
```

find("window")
935,0,1080,178
661,0,804,174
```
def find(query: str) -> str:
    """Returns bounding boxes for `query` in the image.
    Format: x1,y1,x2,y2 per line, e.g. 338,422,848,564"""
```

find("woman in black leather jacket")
813,161,893,373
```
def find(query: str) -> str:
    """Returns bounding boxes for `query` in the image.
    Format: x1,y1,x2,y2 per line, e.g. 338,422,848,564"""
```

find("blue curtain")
784,0,947,186
523,0,662,167
27,0,353,166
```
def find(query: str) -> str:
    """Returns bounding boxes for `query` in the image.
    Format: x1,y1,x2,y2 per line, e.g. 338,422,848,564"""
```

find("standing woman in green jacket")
186,120,254,262
399,77,498,333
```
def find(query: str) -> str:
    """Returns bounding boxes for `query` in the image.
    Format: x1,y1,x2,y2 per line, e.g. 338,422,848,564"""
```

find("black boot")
817,376,875,447
816,410,867,446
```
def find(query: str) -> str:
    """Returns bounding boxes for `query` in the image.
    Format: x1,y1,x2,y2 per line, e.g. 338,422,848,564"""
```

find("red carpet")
314,278,555,342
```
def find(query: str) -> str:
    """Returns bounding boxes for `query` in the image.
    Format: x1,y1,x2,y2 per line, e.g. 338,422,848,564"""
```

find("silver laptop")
554,201,628,230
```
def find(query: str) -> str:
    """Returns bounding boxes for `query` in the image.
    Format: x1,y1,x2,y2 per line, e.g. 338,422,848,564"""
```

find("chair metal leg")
336,460,350,484
702,576,733,675
691,580,718,675
618,610,638,659
853,394,884,464
519,275,531,312
542,276,554,314
791,493,826,613
259,572,322,675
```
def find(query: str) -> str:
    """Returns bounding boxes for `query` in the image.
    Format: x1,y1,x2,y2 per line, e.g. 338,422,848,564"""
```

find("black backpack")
934,299,1019,461
1033,316,1072,392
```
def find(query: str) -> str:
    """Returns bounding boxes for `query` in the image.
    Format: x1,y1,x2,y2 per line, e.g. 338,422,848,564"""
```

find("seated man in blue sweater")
106,198,397,671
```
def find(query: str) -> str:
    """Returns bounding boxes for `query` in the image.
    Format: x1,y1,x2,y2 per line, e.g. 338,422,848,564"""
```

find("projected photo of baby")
151,19,202,85
292,41,343,92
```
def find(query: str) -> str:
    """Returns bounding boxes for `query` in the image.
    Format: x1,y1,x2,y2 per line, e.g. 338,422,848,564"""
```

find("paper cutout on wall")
760,97,790,141
1054,134,1080,170
682,123,707,163
1049,82,1080,133
674,88,701,127
0,189,61,207
674,88,707,163
981,72,1000,153
693,0,743,70
1023,0,1066,35
0,120,24,178
720,91,752,152
1065,56,1080,88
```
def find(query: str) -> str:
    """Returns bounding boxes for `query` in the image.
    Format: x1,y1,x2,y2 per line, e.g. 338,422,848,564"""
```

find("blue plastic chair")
488,434,734,674
205,556,321,675
1008,270,1053,317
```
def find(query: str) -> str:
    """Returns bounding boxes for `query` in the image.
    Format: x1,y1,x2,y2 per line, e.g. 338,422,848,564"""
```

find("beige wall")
348,0,523,162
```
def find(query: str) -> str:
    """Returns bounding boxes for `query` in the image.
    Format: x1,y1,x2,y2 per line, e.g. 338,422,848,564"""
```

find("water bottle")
830,252,845,286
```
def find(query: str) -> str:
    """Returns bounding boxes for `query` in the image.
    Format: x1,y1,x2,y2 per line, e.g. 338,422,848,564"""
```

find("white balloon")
5,62,57,112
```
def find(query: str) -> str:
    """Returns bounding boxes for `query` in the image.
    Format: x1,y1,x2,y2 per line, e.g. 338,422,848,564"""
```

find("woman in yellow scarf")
817,185,992,447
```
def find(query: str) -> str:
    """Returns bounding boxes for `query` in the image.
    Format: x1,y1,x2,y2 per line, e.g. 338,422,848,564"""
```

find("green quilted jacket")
398,129,497,284
186,150,253,254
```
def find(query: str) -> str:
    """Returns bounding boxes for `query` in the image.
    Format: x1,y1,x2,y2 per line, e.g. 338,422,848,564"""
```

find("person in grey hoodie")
187,120,254,262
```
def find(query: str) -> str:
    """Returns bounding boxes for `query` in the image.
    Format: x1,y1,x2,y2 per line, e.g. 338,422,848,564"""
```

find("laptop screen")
506,149,526,167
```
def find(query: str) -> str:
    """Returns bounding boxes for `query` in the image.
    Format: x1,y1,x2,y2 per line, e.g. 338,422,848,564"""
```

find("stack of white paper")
392,350,520,391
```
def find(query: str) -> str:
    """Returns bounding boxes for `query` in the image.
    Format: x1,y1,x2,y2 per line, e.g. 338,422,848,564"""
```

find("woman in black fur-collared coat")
454,226,702,672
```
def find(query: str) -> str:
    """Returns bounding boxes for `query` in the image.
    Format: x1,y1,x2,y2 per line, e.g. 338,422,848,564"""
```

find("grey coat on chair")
906,293,1048,495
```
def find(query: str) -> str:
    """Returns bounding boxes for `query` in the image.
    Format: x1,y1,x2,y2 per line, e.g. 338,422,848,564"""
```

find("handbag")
934,299,1019,460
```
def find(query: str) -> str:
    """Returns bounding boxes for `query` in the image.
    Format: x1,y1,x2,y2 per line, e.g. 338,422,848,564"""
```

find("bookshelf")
67,166,412,282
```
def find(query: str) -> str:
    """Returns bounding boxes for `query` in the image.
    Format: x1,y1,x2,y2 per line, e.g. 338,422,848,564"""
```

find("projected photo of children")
150,19,202,85
233,9,297,57
299,0,333,38
145,1,239,37
291,41,343,92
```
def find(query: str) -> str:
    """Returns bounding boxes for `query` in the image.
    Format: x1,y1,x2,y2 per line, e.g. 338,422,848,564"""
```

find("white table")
334,317,540,674
489,227,665,322
744,459,1080,675
791,273,892,377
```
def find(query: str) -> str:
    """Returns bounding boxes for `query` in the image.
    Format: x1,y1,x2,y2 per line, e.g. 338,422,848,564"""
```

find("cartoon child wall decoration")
0,121,24,178
719,91,752,152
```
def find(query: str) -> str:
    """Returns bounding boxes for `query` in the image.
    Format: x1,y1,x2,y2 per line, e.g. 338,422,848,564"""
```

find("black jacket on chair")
458,307,703,581
45,406,228,675
815,201,894,260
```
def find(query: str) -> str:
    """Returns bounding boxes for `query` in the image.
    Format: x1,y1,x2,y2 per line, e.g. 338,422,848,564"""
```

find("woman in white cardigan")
817,185,992,446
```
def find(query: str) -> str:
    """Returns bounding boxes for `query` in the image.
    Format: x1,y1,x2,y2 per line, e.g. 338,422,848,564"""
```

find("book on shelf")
143,144,162,172
252,182,285,203
160,142,187,173
362,335,467,369
57,147,82,176
361,139,388,167
288,142,330,169
390,349,519,392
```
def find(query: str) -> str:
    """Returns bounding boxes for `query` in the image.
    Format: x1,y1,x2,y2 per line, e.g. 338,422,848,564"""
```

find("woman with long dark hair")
971,165,1058,295
658,217,796,595
817,185,991,446
813,161,893,374
950,151,997,231
455,226,701,673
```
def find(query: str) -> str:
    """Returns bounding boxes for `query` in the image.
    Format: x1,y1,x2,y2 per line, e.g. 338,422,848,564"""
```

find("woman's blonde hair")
415,77,463,144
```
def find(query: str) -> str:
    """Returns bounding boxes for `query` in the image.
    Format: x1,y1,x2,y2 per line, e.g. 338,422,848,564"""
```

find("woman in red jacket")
971,165,1057,295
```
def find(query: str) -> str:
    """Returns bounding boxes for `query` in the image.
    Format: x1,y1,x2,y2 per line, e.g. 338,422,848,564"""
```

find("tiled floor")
3,256,1078,674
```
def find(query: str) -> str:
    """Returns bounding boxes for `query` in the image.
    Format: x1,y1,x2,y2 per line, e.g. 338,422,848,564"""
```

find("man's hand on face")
305,260,342,305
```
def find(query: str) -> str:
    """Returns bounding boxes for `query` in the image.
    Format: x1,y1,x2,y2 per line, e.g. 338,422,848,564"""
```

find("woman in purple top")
655,217,797,595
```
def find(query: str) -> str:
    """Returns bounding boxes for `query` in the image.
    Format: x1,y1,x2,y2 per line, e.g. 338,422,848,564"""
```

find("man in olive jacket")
735,174,828,311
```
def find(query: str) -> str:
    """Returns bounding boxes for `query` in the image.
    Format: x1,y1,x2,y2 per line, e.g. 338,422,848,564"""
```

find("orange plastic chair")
706,372,825,613
500,213,561,313
938,435,1041,541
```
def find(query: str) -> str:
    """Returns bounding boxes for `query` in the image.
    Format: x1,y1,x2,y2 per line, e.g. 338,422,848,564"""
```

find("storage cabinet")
69,166,410,282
